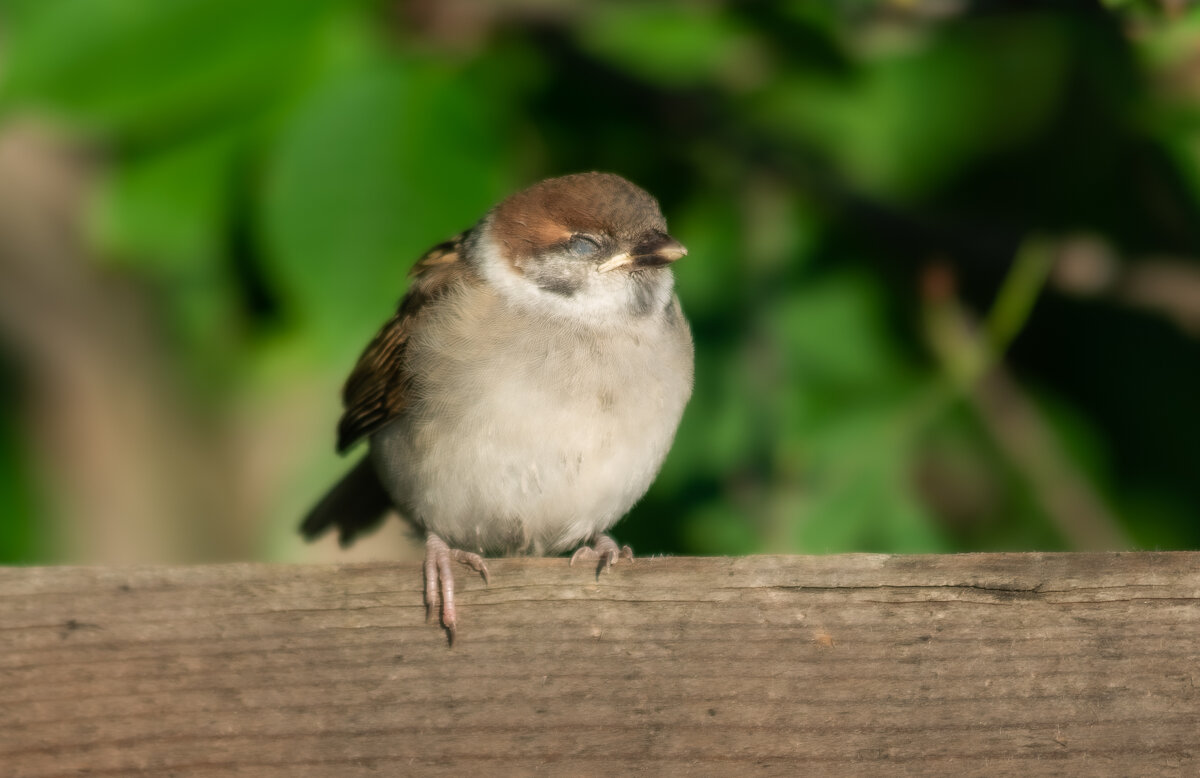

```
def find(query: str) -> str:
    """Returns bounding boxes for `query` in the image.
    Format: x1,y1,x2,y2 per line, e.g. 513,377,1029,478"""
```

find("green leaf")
786,398,949,553
766,274,908,390
682,502,761,555
1,0,347,140
670,195,742,315
577,4,761,89
751,14,1072,198
261,59,514,355
92,126,243,268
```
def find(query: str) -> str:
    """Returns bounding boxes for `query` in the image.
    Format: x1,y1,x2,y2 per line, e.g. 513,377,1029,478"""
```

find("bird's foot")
424,533,489,646
569,534,633,578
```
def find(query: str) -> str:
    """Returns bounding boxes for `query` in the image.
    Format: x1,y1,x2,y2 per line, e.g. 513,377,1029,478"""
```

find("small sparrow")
301,172,693,642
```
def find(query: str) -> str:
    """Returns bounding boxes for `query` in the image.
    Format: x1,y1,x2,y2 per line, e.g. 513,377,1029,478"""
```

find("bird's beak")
596,232,688,273
596,253,634,273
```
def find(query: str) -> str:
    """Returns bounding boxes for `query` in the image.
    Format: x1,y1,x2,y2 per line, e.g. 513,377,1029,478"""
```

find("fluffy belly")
368,288,693,556
370,380,678,555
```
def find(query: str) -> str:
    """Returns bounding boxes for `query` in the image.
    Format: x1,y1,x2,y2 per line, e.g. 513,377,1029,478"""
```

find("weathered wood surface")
2,553,1198,776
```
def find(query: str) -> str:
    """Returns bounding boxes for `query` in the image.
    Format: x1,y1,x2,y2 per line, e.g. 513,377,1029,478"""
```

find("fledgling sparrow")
301,172,693,643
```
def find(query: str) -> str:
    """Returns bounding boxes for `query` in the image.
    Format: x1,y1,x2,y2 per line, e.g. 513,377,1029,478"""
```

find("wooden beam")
3,553,1199,776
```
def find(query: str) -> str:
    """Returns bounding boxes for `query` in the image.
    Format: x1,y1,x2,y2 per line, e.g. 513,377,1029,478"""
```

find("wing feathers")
335,232,471,453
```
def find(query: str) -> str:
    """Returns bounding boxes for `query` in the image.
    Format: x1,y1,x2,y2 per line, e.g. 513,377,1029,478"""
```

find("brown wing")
336,233,470,453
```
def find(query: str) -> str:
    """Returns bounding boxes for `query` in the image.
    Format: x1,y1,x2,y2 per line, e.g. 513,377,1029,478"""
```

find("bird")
300,172,694,643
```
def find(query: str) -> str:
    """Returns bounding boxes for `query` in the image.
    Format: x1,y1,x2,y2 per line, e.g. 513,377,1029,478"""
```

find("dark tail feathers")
300,457,393,547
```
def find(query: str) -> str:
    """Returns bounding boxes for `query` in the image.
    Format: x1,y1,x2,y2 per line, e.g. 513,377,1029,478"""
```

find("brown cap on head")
489,172,668,261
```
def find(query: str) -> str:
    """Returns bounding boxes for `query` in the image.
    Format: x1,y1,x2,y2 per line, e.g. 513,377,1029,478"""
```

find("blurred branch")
985,238,1055,356
968,367,1128,551
1052,235,1200,337
922,241,1128,551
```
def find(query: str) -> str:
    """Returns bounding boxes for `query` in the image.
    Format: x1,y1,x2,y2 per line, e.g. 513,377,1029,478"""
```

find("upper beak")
596,232,688,273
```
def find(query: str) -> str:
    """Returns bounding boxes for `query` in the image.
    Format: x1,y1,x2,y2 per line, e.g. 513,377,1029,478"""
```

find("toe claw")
424,534,489,645
451,550,490,584
571,534,633,578
569,546,595,567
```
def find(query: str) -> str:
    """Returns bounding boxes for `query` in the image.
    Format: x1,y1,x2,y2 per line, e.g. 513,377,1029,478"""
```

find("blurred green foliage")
2,0,1200,561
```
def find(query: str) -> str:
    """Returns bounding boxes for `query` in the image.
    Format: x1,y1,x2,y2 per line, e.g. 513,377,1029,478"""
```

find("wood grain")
2,553,1198,776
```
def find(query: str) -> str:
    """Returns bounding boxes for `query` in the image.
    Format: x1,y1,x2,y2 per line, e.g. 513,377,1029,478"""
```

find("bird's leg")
424,533,489,645
569,533,633,577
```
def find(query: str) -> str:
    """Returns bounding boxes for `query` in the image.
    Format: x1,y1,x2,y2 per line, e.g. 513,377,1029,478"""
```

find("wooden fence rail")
2,553,1198,776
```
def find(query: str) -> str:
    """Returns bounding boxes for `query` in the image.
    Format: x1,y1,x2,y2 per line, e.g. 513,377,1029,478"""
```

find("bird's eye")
567,234,601,257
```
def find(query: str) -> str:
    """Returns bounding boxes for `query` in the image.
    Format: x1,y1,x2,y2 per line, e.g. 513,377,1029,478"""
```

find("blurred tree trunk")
0,123,233,561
